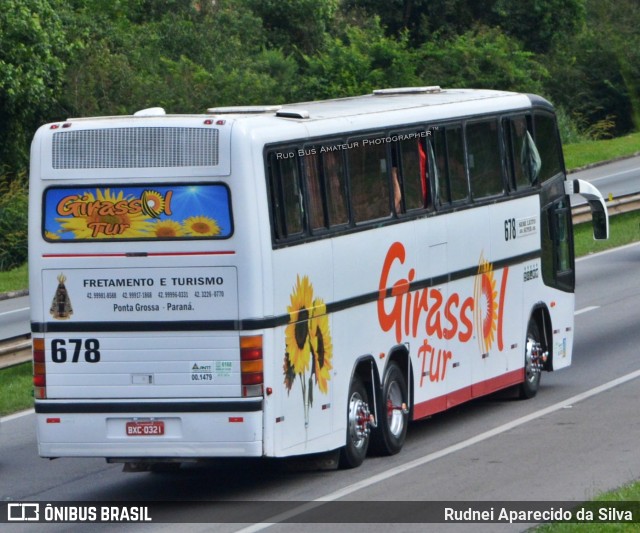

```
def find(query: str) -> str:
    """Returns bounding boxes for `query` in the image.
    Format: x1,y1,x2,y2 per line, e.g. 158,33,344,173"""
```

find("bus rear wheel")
520,319,544,399
339,374,371,469
370,362,408,456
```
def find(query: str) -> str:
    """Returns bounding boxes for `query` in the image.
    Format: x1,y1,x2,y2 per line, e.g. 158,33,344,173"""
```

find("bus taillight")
33,337,46,399
240,335,263,397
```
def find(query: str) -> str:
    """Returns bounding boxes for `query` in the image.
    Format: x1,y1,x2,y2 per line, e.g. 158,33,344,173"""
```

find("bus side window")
430,125,469,206
503,115,535,190
446,126,469,202
268,151,304,239
534,112,564,182
347,138,390,223
467,119,504,199
302,150,326,232
431,127,450,206
322,150,349,227
396,133,429,212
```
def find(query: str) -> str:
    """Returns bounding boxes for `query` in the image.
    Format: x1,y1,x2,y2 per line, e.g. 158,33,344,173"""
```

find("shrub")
0,173,28,271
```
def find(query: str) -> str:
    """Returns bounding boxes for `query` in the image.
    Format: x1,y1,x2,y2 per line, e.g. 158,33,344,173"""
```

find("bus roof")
205,87,538,122
63,87,540,124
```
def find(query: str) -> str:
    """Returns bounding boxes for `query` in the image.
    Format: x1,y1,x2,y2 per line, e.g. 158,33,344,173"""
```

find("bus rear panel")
30,116,266,460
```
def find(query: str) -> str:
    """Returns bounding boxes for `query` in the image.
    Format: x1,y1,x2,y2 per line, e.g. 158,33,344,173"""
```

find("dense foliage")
0,0,638,177
0,174,28,270
0,0,639,269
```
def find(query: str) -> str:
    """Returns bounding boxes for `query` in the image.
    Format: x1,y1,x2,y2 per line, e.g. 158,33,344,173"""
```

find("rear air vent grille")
52,127,219,169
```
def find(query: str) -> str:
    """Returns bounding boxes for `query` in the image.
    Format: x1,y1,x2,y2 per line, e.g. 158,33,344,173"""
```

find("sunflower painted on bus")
283,275,333,427
474,253,500,355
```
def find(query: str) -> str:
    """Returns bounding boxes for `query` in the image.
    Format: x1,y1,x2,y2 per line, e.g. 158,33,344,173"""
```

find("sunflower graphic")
141,190,166,218
183,215,221,237
285,275,314,374
474,254,498,354
309,299,333,394
147,219,184,238
283,275,333,426
56,189,153,239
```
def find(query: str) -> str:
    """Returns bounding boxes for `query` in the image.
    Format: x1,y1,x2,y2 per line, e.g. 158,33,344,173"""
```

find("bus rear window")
43,183,233,241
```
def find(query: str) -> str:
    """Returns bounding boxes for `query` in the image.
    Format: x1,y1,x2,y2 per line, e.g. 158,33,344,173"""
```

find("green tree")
0,0,69,174
0,174,28,271
244,0,339,55
493,0,586,54
585,0,640,132
418,26,548,93
298,19,421,99
544,0,640,137
343,0,495,44
59,0,299,115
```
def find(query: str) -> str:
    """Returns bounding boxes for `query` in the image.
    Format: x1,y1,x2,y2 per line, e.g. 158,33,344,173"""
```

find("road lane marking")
590,166,640,183
236,367,640,532
0,408,34,424
576,240,640,262
575,306,599,315
0,306,29,316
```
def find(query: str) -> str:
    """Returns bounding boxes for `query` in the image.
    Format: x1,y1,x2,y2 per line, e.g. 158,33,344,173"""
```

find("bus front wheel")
339,374,371,469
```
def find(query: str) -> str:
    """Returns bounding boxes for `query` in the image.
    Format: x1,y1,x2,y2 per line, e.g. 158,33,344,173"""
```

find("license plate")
125,420,165,436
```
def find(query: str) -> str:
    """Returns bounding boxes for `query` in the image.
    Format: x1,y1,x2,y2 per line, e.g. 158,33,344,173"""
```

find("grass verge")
536,485,640,531
574,210,640,257
0,262,28,294
0,361,32,417
563,131,640,170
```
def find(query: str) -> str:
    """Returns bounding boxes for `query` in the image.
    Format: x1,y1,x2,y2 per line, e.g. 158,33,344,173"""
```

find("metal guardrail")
0,335,31,369
572,192,640,224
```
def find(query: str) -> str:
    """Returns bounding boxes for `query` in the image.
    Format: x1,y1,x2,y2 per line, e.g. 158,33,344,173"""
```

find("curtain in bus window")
466,119,503,199
347,139,390,222
303,151,326,231
322,150,349,226
431,128,449,205
534,113,563,182
398,134,427,211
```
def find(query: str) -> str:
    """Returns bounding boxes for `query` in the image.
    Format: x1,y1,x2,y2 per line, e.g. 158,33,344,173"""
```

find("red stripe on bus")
43,251,235,258
412,368,524,421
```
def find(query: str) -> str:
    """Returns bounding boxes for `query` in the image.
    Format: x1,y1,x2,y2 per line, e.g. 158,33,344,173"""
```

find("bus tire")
519,319,542,399
370,362,408,456
339,374,371,469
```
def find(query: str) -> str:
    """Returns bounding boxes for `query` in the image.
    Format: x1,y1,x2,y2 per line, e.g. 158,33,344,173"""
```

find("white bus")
29,87,608,470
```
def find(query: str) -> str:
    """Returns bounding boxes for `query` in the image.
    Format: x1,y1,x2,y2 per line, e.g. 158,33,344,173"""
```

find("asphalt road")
0,294,29,342
569,155,640,205
2,243,640,532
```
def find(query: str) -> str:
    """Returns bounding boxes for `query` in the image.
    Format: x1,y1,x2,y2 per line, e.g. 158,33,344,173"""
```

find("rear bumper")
35,399,263,458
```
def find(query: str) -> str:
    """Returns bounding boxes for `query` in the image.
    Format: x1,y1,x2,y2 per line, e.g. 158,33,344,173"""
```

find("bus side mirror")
589,201,608,240
564,179,609,240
